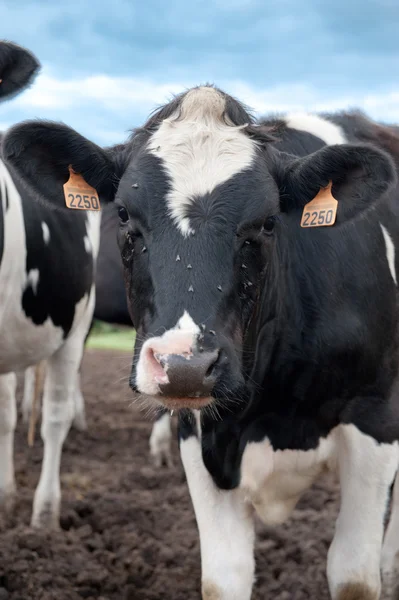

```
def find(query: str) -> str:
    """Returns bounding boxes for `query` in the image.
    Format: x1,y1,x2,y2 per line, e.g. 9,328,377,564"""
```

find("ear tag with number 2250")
301,181,338,228
63,166,101,212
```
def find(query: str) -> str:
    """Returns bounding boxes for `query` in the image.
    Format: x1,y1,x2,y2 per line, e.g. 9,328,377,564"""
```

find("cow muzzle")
134,327,221,409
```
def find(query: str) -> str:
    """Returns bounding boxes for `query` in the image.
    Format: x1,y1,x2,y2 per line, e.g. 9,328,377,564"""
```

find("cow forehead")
146,87,258,237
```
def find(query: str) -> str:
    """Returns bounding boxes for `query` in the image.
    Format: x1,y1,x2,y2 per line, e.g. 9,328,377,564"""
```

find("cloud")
2,0,398,91
3,69,398,145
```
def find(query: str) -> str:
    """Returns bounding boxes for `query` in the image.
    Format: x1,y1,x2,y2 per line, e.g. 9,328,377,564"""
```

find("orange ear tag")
63,166,101,211
300,181,338,228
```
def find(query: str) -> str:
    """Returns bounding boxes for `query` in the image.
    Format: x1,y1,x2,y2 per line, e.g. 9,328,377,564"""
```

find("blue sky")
2,0,399,145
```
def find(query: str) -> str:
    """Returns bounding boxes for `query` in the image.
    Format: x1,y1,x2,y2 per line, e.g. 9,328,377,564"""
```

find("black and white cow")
4,85,399,598
0,40,103,528
20,200,173,467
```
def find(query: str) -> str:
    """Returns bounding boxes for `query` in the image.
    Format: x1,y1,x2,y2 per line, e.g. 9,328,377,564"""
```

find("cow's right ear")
2,121,125,208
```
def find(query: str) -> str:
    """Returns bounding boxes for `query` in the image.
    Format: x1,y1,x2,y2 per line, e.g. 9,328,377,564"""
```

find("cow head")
2,86,396,413
0,40,40,101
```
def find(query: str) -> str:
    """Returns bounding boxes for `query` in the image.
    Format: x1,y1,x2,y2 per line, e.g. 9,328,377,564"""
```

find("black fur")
0,40,40,102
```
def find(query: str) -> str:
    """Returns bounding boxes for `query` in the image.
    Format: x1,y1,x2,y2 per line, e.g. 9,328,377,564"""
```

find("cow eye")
263,216,275,235
118,206,129,223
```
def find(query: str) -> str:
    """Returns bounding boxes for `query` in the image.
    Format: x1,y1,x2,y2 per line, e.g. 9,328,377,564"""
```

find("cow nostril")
205,350,222,379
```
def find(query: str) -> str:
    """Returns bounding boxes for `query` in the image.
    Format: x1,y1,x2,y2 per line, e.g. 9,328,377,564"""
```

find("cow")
20,201,173,466
0,40,103,529
4,85,399,599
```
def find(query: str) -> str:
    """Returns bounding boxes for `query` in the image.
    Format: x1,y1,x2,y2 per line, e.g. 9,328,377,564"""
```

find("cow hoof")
202,581,222,600
72,412,88,432
381,565,399,600
336,582,379,600
150,448,174,469
31,500,60,530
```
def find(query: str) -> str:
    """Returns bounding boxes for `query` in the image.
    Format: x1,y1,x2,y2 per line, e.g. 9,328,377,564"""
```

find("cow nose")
158,350,220,397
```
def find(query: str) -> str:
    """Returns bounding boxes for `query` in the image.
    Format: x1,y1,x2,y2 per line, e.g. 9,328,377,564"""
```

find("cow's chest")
239,428,339,525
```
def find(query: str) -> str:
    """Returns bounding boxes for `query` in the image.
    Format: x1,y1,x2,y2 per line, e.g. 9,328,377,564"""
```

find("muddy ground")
0,349,343,599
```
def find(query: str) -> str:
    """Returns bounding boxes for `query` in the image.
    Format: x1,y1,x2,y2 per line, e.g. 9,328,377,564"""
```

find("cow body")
4,86,399,597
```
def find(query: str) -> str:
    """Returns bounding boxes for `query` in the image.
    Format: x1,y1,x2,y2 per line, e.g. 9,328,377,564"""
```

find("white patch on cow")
240,429,337,525
180,411,255,600
85,211,101,260
327,424,398,598
149,412,173,467
284,113,347,145
41,221,50,244
136,310,200,396
381,468,399,595
25,268,39,295
176,310,200,334
22,365,37,424
0,373,17,506
147,86,257,237
84,235,91,254
380,223,397,285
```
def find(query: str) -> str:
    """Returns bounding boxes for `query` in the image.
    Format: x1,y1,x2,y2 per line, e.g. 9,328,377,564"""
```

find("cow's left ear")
275,143,397,223
0,41,40,100
2,120,127,209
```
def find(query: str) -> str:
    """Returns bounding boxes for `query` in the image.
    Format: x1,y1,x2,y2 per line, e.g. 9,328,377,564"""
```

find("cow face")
3,86,396,413
0,40,40,101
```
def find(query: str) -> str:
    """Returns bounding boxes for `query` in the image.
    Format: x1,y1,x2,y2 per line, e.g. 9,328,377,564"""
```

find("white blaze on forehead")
41,222,50,245
147,86,257,237
284,113,347,145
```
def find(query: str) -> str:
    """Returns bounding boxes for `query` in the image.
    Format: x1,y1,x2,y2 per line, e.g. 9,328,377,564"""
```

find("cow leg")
0,373,17,510
22,365,39,424
22,364,87,432
381,468,399,598
149,408,172,467
327,424,398,600
179,415,255,600
71,371,87,432
31,323,90,529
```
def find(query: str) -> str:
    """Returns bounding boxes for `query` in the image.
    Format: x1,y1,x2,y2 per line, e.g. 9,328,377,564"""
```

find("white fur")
176,310,200,333
285,113,347,145
22,364,36,423
25,268,39,295
41,221,50,244
149,412,173,467
327,425,398,599
22,365,87,432
148,87,257,237
84,235,91,254
0,373,17,507
240,431,337,526
381,469,399,595
180,412,255,600
0,158,100,527
380,223,397,285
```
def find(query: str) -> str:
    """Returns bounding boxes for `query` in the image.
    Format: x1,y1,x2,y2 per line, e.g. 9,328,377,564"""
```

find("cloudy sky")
2,0,399,145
